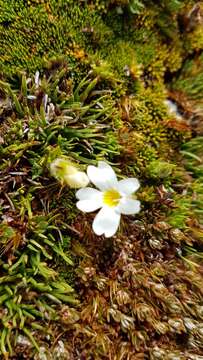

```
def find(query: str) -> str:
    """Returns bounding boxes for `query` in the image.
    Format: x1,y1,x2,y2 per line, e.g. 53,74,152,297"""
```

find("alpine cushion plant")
76,162,141,237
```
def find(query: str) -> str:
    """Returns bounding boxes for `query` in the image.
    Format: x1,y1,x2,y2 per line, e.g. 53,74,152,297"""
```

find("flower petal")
76,199,102,213
117,178,140,195
76,187,102,200
92,207,121,237
98,161,115,172
87,162,118,191
116,198,141,215
76,188,103,212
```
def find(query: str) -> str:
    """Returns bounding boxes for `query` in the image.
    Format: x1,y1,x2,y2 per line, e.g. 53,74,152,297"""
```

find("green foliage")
181,137,203,225
146,159,176,179
0,0,199,80
128,0,145,14
166,137,203,229
172,53,203,101
167,195,192,229
0,214,77,356
0,0,203,358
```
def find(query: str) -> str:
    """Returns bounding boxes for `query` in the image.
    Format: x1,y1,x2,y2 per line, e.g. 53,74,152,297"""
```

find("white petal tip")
92,208,120,238
116,199,141,215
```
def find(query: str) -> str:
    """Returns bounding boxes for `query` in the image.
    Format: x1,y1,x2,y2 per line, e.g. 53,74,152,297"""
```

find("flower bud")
64,171,89,188
50,158,89,188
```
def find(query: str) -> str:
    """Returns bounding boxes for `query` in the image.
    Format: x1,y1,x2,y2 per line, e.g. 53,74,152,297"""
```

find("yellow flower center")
103,189,121,207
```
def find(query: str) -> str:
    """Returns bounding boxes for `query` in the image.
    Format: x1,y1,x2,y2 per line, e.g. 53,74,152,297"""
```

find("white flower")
50,158,89,188
164,99,182,120
76,161,141,237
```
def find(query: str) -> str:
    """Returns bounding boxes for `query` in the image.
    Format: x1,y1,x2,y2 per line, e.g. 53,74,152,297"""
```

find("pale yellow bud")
64,172,89,188
50,158,89,188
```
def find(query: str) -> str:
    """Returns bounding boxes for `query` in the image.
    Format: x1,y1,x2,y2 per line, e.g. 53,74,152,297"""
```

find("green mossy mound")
0,0,203,358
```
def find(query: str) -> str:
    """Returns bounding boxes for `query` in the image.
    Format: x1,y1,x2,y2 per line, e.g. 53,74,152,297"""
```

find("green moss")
0,0,203,358
0,0,196,79
146,159,176,179
172,53,203,101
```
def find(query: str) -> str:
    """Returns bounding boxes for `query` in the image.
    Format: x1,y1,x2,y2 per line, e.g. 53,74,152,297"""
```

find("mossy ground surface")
0,1,203,359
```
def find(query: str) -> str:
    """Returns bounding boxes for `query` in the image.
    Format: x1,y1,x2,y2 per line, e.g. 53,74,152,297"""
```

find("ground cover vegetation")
0,0,203,358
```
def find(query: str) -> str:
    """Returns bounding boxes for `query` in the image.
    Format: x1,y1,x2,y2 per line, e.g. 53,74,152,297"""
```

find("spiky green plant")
0,0,203,358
